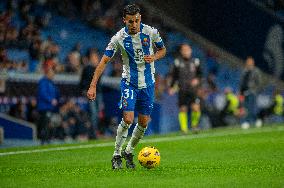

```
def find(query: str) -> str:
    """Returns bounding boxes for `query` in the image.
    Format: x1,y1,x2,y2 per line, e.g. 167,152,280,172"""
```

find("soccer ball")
138,146,160,169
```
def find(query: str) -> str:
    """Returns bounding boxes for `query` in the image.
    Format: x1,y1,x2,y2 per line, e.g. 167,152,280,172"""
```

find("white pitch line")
0,127,283,157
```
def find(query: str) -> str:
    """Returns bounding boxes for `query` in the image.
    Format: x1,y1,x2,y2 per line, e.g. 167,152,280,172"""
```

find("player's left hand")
144,55,156,63
87,86,97,100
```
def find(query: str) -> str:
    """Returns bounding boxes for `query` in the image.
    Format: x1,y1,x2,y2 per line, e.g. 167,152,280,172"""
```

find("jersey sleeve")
104,34,118,58
152,28,165,49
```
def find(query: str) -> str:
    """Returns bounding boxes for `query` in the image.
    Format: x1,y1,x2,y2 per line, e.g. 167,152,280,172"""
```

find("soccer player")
239,57,261,129
169,44,202,133
87,4,166,169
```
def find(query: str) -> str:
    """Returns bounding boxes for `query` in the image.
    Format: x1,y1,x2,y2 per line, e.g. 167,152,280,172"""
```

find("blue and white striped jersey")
104,23,164,89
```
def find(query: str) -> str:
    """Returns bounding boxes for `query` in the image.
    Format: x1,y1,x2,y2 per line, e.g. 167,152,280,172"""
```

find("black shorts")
178,90,198,107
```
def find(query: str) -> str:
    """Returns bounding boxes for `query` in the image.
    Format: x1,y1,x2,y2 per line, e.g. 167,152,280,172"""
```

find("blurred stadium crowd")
0,0,283,143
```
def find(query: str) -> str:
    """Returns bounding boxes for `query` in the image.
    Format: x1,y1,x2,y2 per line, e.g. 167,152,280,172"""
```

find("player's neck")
127,29,140,36
182,57,191,61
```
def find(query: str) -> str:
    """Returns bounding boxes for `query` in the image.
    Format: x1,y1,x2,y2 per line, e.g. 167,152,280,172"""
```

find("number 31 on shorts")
123,89,134,99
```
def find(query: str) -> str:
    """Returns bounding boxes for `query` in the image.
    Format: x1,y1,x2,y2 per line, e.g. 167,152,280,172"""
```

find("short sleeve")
152,28,165,49
104,35,118,58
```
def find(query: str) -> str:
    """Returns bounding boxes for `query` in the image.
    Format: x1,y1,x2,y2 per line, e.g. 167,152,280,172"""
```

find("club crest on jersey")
142,38,149,46
122,99,128,108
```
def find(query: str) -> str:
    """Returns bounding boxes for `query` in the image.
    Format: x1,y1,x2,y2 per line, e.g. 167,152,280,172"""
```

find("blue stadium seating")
0,113,36,140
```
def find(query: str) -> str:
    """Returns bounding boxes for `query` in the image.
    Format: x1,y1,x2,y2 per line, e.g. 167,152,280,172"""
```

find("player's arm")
196,59,202,79
170,64,179,88
88,34,118,100
191,59,202,87
145,27,166,63
168,60,179,95
144,47,166,63
145,46,166,62
87,55,111,100
155,47,167,61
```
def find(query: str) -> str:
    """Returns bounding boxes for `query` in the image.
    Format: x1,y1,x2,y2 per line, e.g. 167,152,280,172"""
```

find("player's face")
123,13,141,34
180,44,192,60
46,68,55,79
246,57,255,70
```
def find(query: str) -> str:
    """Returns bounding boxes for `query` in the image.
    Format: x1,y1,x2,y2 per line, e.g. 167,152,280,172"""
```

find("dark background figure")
79,49,103,138
169,43,202,133
65,43,82,74
36,64,60,144
28,38,42,72
256,89,284,127
240,56,261,129
9,100,25,120
26,97,38,123
219,87,240,126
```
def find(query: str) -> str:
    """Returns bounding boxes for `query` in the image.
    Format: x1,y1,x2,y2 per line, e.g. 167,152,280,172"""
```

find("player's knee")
123,116,134,125
180,105,188,112
124,119,133,125
138,117,150,128
138,122,148,128
139,123,148,128
123,112,134,125
191,103,200,112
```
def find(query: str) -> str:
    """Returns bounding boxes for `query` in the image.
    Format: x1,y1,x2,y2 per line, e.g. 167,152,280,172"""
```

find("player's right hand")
144,55,155,63
87,86,96,100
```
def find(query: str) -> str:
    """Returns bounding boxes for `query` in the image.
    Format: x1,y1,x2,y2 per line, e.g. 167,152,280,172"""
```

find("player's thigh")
191,102,200,112
119,79,137,112
136,85,155,116
188,91,201,111
179,105,188,112
178,90,190,107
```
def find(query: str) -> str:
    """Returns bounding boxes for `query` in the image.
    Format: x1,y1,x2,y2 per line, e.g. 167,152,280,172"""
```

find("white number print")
123,89,134,99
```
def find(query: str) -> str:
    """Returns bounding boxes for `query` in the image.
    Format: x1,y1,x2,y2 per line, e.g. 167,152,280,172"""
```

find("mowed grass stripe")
1,126,283,157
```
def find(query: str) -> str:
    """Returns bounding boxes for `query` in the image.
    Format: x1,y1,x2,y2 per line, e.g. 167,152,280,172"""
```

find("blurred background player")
240,56,261,129
36,63,60,144
256,88,284,127
87,4,166,169
79,49,103,138
219,87,240,126
169,43,202,133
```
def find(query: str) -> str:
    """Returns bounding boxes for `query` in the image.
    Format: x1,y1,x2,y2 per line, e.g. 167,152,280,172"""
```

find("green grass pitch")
0,126,284,188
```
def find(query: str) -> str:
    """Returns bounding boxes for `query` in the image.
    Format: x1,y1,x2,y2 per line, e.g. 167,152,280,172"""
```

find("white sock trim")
120,119,131,129
113,119,131,156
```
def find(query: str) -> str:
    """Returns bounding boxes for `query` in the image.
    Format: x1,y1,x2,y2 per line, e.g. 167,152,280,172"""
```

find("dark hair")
123,4,140,17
